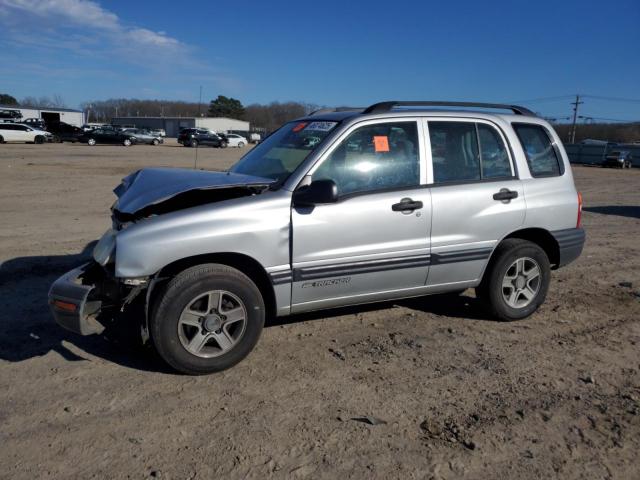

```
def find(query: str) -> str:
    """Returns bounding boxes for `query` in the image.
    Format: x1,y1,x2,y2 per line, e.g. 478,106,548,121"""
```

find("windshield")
230,120,339,181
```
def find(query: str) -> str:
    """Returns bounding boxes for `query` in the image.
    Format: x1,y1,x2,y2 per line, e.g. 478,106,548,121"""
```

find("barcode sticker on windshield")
305,121,337,132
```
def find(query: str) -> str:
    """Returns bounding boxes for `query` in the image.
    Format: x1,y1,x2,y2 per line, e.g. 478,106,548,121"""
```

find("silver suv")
49,101,585,374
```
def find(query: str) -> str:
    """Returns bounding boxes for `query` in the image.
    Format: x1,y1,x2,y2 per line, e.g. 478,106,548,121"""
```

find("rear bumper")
48,263,104,335
552,228,586,267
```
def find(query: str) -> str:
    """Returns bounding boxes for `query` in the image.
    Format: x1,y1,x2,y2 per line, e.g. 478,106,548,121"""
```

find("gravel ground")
0,141,639,479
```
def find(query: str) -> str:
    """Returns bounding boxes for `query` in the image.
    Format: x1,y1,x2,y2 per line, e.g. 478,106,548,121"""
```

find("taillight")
576,192,583,228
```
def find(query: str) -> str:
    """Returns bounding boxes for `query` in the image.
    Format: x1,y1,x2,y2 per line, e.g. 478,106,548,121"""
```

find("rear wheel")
238,141,245,148
123,138,132,146
0,135,4,143
150,264,265,375
87,138,96,146
34,135,45,144
190,139,198,148
476,239,550,321
152,138,159,146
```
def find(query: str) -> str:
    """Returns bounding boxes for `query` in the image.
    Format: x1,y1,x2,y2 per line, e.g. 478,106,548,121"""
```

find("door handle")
493,188,518,202
392,198,423,212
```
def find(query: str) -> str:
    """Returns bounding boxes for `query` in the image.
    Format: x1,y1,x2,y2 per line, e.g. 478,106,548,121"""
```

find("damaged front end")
48,261,140,336
49,167,275,337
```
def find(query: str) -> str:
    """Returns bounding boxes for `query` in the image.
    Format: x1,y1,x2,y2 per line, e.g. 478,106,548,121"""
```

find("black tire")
150,264,265,375
476,239,550,321
0,135,4,143
152,139,159,146
238,141,245,148
123,138,132,146
190,139,198,148
220,141,228,148
34,135,45,144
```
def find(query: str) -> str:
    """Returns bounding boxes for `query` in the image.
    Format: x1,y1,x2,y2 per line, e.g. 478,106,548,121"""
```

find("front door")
424,119,526,287
291,119,431,312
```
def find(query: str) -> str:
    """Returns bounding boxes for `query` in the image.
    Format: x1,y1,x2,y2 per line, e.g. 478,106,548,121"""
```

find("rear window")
513,123,563,177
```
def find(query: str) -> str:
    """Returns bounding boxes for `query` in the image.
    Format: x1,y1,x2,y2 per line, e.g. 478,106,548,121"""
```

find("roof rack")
309,106,364,116
362,101,536,116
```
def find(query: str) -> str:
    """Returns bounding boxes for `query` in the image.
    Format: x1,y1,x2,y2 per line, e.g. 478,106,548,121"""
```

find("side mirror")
293,179,338,206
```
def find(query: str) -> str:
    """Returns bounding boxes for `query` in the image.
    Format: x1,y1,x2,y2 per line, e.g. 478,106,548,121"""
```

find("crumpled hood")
113,167,274,217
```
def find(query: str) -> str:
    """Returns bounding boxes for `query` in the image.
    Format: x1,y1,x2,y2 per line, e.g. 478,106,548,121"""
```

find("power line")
507,95,575,104
582,95,640,103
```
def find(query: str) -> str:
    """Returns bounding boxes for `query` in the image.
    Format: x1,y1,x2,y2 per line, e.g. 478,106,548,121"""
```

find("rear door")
291,118,431,312
425,119,525,287
0,125,19,142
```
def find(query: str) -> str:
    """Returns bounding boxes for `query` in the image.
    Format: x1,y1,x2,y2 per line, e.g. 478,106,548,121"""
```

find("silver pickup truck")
49,101,585,374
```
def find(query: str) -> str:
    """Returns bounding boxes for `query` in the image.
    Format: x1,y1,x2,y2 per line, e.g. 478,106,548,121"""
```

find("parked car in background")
178,128,228,148
0,123,53,143
122,128,163,145
249,132,262,144
224,133,247,148
603,150,633,168
0,109,22,121
79,128,137,146
47,122,84,143
150,128,166,137
24,118,47,130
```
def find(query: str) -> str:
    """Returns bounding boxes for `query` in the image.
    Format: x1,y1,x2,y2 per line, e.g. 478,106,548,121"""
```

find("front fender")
115,191,291,278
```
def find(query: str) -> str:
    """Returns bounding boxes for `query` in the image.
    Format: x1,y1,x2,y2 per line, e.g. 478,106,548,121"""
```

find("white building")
111,116,250,137
0,105,85,127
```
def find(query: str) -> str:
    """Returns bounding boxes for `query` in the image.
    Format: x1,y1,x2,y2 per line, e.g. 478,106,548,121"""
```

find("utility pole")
569,94,583,144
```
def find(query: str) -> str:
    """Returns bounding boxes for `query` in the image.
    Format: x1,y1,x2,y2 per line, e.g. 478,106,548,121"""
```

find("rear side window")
478,124,511,178
513,124,563,177
429,122,480,183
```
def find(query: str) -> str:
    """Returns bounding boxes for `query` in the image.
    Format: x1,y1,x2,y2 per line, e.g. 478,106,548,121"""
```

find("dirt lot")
1,141,639,479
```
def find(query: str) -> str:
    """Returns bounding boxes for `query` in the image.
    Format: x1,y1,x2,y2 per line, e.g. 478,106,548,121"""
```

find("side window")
513,123,562,177
478,124,512,178
312,121,420,196
429,122,480,183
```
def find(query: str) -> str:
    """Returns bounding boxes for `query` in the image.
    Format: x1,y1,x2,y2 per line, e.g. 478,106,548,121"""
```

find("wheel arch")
497,228,560,269
154,252,277,319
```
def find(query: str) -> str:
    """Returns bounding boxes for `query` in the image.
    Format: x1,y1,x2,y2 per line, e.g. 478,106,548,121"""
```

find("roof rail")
362,101,536,116
309,106,364,116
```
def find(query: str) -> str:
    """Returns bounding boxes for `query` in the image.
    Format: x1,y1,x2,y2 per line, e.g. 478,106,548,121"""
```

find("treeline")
0,93,67,109
553,122,640,144
80,97,321,131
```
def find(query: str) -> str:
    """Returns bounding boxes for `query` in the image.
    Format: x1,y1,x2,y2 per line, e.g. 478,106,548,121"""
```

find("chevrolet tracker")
49,101,586,374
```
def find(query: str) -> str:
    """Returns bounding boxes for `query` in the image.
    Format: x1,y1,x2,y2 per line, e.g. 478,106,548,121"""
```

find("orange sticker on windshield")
373,136,389,152
292,122,307,132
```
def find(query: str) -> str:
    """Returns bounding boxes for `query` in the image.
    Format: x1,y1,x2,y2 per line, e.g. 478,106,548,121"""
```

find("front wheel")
476,239,550,321
34,135,45,144
87,138,96,146
123,138,132,146
238,141,245,148
150,264,265,375
152,139,159,146
190,139,198,148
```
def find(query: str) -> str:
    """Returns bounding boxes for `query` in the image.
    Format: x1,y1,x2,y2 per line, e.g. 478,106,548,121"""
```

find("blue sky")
1,0,639,121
